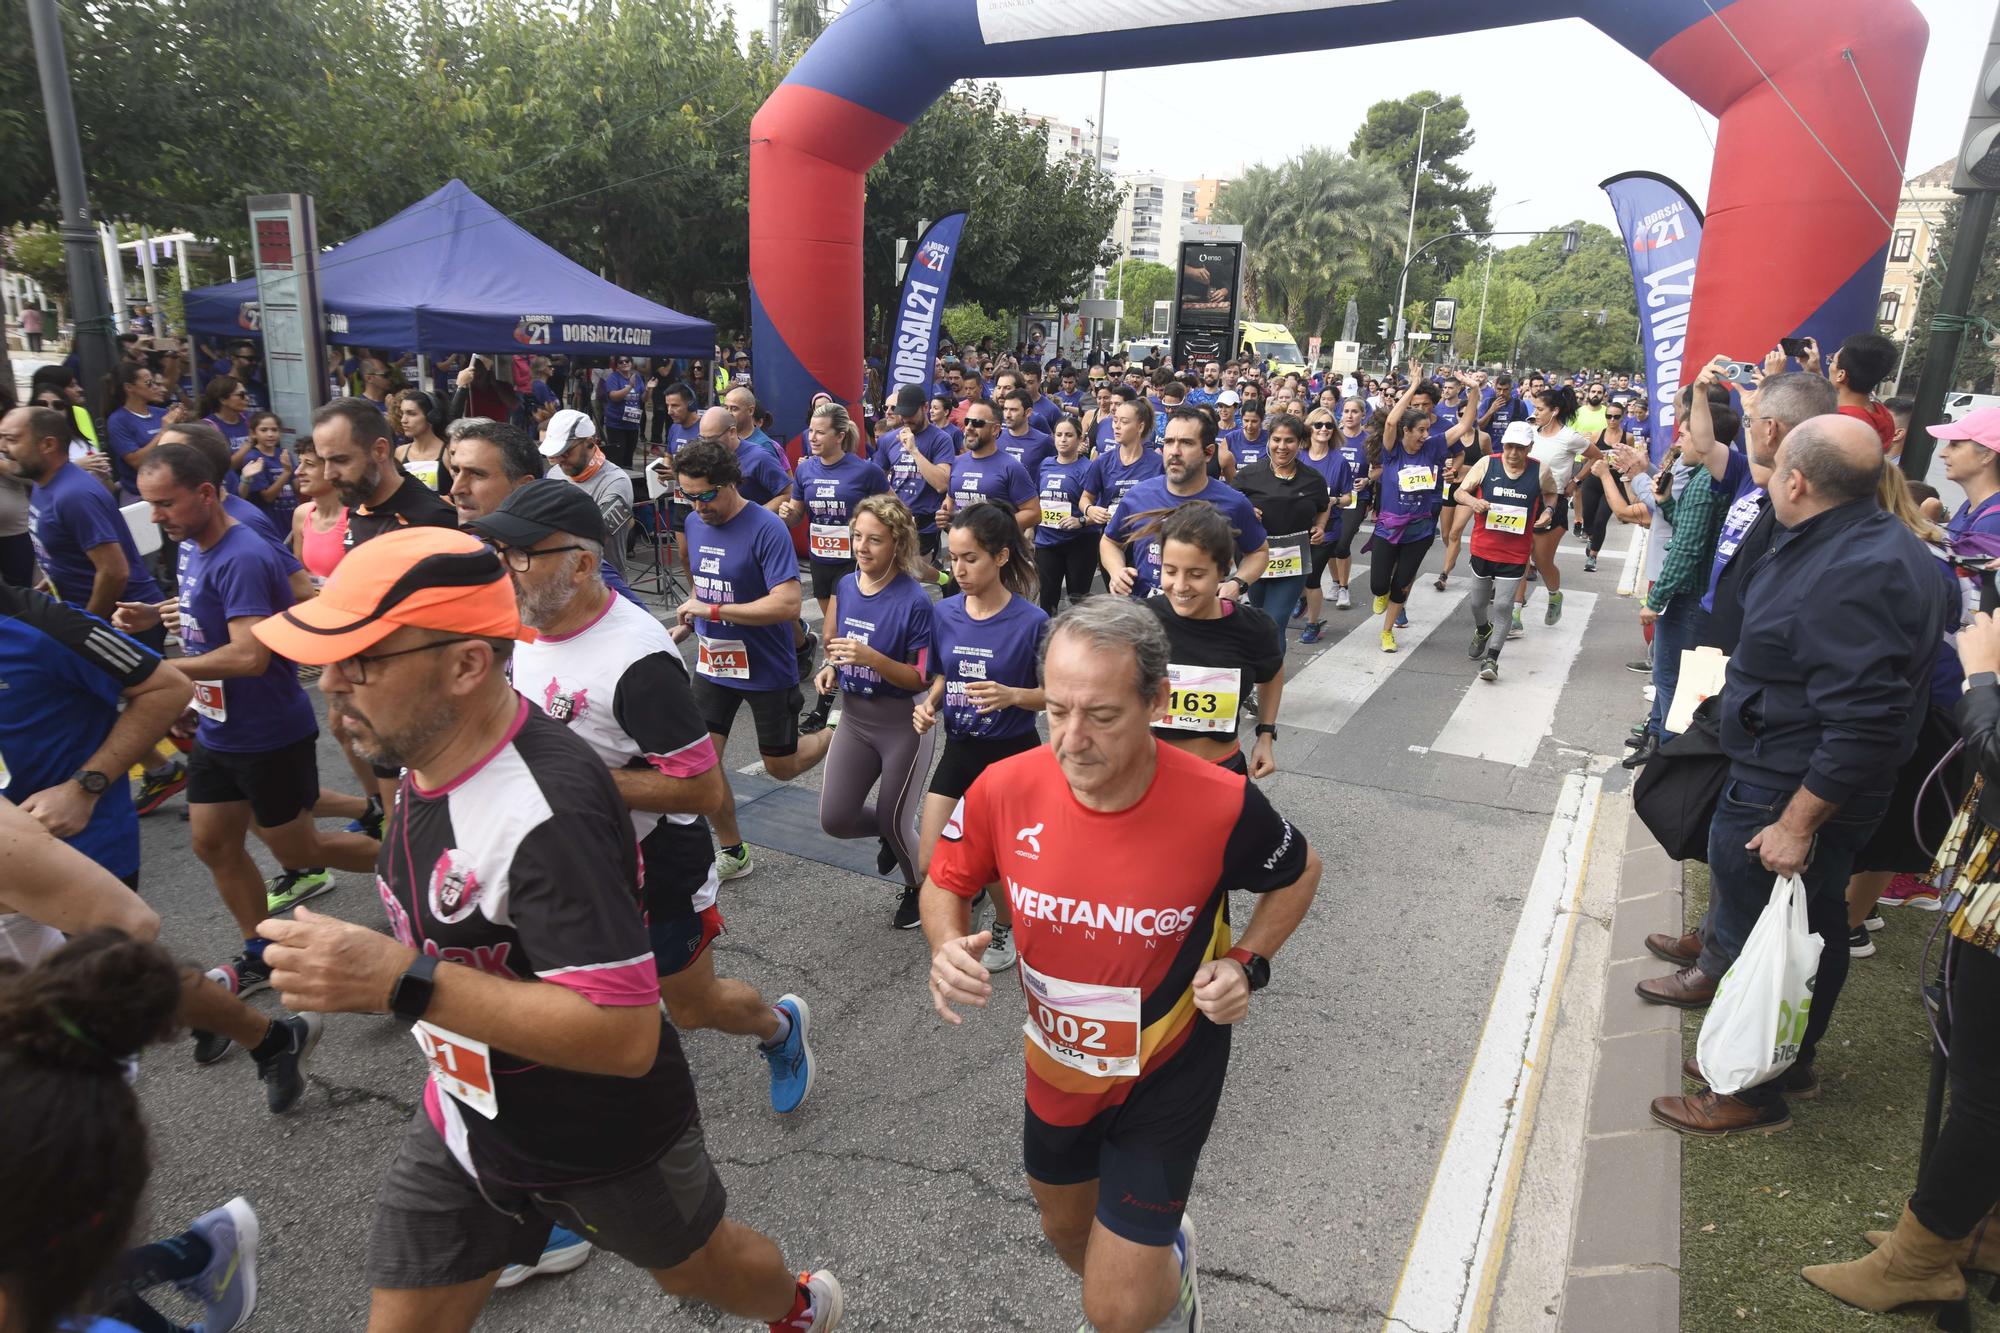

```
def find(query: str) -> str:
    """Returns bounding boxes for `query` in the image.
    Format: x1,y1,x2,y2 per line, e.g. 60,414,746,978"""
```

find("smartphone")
1779,337,1808,358
1721,360,1761,383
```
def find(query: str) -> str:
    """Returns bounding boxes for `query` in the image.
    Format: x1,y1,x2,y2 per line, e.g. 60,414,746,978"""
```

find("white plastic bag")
1695,873,1823,1096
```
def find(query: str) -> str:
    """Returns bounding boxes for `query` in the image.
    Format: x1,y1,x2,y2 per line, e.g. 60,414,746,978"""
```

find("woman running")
813,495,940,931
199,375,255,485
1433,392,1492,591
1297,406,1358,643
1033,416,1096,616
1512,385,1598,635
913,502,1046,966
1135,501,1286,777
1577,397,1637,572
784,400,889,732
234,410,296,515
393,390,451,492
1371,405,1449,653
288,438,348,589
1231,411,1330,638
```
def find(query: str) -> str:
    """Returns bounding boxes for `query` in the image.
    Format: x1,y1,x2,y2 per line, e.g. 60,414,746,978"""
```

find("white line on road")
1283,587,1468,735
1382,771,1603,1333
1428,590,1598,769
1617,523,1646,597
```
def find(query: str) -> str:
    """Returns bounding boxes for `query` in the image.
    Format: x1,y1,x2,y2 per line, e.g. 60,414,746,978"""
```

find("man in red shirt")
923,597,1320,1333
1828,332,1898,451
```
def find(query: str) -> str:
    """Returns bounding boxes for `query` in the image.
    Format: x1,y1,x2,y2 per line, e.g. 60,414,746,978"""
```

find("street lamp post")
26,0,117,397
1390,99,1445,369
1471,198,1533,366
1393,226,1578,368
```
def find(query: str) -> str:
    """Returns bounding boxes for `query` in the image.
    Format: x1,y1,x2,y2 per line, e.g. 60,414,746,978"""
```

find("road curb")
1555,804,1684,1332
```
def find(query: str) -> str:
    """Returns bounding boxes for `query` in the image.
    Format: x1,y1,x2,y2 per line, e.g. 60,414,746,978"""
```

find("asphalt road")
124,527,1652,1332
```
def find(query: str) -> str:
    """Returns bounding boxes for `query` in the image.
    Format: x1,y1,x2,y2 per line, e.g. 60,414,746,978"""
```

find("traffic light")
1562,227,1580,255
1955,7,2000,189
1376,316,1391,340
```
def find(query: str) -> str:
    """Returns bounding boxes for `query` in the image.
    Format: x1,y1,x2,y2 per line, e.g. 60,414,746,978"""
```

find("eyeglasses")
965,418,995,429
496,544,587,573
677,484,722,503
333,636,480,684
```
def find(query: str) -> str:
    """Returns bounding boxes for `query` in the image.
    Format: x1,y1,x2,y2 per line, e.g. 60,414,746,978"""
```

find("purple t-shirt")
1701,449,1764,613
1090,414,1118,453
222,491,297,563
1949,492,2000,555
687,501,801,692
832,571,933,699
1036,456,1093,548
1335,431,1372,503
1302,448,1356,520
105,405,166,491
1028,396,1063,435
733,441,793,508
1377,435,1452,542
797,452,890,564
949,451,1035,514
205,413,253,494
1080,446,1164,512
882,422,959,531
1108,476,1270,596
28,462,165,608
178,523,317,753
999,427,1055,481
1227,427,1269,469
235,443,297,512
934,592,1049,740
602,371,644,428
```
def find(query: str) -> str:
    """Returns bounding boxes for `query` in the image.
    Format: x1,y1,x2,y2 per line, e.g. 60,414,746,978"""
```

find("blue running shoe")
180,1197,258,1333
1395,608,1410,629
764,994,816,1114
496,1226,593,1289
1299,621,1326,644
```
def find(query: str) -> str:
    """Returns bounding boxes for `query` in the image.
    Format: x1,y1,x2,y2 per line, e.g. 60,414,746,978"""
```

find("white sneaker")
774,1269,844,1331
1335,584,1352,610
984,921,1018,973
495,1226,593,1289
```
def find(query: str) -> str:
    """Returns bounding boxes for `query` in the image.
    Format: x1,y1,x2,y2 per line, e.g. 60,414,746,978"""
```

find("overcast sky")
729,0,1995,246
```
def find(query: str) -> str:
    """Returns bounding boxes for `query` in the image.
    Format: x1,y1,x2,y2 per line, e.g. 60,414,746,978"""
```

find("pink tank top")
297,504,349,585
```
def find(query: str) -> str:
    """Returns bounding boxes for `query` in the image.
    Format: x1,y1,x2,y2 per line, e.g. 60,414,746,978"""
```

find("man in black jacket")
1649,415,1950,1136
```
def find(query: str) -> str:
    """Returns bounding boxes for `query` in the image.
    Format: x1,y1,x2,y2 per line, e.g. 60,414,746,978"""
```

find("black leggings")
0,532,33,587
1035,540,1097,617
601,427,639,470
1333,503,1368,560
1910,938,2000,1239
1369,535,1434,605
1577,471,1612,554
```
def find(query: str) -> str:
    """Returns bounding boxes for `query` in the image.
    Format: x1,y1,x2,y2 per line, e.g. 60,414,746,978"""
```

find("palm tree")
1217,151,1402,344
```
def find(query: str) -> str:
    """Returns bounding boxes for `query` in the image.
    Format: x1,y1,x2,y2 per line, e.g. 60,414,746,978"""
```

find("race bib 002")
1165,662,1240,733
697,636,750,680
1019,958,1141,1078
413,1020,498,1120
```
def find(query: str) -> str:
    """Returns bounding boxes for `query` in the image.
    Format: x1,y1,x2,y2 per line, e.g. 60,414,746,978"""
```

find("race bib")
1486,502,1528,534
1039,500,1072,530
1342,490,1359,510
1266,538,1305,579
1019,958,1141,1078
697,636,750,680
1400,466,1437,494
193,680,227,722
413,1021,497,1120
808,523,852,561
404,458,440,490
1165,662,1240,733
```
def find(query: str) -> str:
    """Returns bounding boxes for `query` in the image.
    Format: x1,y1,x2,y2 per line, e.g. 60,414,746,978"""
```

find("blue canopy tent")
184,180,714,358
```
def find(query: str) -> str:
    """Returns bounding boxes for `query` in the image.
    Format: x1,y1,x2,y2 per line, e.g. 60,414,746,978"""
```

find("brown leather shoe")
1646,929,1701,965
1636,964,1717,1008
1650,1089,1792,1137
1681,1057,1820,1100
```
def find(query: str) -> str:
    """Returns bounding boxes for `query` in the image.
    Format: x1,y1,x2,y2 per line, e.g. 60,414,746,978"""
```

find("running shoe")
876,838,899,875
1299,621,1326,644
1335,585,1352,610
716,845,754,881
1862,912,1886,933
134,761,187,816
1433,573,1448,591
795,630,820,682
1479,659,1499,683
345,794,385,839
192,1028,235,1065
1167,1213,1202,1333
1395,609,1409,629
208,952,273,999
892,884,922,930
1583,554,1598,573
1626,659,1653,674
1848,925,1877,959
1880,873,1942,910
1291,600,1305,620
770,1269,844,1332
799,692,835,736
254,1014,322,1115
984,921,1018,973
1468,624,1492,660
1380,629,1397,653
1545,590,1564,625
763,995,816,1114
266,868,335,913
179,1197,259,1333
1372,593,1389,615
496,1226,593,1289
1507,608,1524,640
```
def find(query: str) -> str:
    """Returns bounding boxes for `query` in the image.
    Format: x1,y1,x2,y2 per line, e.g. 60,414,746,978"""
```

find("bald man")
697,405,793,513
723,386,783,461
1648,412,1951,1138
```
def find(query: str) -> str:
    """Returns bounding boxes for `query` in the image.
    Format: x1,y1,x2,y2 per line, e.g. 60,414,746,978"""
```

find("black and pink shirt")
380,701,694,1187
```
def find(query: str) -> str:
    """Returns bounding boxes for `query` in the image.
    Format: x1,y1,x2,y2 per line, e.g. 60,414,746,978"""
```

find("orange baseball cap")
253,527,532,665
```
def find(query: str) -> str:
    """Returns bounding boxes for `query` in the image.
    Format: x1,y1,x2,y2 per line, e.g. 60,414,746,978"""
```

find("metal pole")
1473,244,1493,365
1094,72,1107,170
138,226,160,338
768,0,782,55
1391,103,1433,369
100,224,127,336
1904,188,1999,480
26,0,116,400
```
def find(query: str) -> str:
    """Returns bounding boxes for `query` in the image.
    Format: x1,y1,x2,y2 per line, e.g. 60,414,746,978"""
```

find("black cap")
893,383,926,418
466,478,606,550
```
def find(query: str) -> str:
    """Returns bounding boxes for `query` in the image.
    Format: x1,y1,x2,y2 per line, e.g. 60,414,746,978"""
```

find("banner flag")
1600,172,1705,467
888,211,968,398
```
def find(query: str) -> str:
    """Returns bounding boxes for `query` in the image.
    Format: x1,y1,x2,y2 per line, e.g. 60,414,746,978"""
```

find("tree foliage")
1423,223,1639,373
1345,92,1493,341
1896,199,2000,394
1103,260,1174,341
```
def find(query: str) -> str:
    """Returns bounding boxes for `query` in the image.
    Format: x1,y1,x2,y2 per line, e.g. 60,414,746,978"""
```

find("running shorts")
691,677,803,758
187,734,318,828
366,1111,726,1288
810,558,856,602
927,731,1041,801
651,904,726,978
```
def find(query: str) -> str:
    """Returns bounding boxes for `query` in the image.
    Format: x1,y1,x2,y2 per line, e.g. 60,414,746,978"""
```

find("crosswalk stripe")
1428,588,1598,768
1283,586,1468,735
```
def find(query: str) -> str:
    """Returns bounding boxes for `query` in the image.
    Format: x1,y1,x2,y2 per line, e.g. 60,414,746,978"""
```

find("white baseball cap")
1217,389,1242,405
1501,421,1537,447
539,408,596,458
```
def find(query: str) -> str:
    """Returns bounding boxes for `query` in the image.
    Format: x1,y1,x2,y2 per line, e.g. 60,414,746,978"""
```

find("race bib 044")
697,636,750,680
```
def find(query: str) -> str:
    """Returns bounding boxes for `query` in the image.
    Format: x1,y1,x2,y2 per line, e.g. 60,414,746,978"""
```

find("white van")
1946,392,2000,422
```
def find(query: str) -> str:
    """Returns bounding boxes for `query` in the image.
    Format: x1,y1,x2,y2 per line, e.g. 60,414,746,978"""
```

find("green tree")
1347,92,1494,340
1897,199,2000,394
6,225,68,302
1103,259,1174,341
1215,148,1401,346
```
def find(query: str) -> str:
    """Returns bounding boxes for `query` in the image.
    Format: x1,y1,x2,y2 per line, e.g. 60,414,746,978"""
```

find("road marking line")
1429,590,1597,768
1617,524,1646,597
1283,587,1467,735
1382,771,1603,1333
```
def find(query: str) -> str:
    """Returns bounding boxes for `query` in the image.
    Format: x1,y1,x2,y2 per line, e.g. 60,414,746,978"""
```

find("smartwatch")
1225,947,1270,991
389,953,442,1021
1254,723,1278,739
70,769,111,796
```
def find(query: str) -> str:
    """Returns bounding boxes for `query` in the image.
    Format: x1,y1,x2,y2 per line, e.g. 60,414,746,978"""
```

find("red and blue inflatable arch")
749,0,1925,433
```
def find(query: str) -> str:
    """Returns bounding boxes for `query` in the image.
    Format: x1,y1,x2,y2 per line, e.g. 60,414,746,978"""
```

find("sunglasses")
677,484,722,503
1310,422,1334,430
965,418,996,429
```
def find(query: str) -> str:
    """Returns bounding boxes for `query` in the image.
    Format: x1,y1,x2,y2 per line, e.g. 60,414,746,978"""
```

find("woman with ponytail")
1511,384,1599,637
782,399,891,733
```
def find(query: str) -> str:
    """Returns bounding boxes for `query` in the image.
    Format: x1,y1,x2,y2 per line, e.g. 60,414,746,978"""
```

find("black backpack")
1631,695,1727,863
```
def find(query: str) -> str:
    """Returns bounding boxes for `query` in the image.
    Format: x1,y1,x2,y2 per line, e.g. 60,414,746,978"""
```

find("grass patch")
1678,862,1970,1331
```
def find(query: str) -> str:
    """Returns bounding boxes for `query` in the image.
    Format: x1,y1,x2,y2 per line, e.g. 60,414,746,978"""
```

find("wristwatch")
389,953,442,1021
708,602,724,623
70,768,111,796
1225,947,1270,991
1254,723,1278,739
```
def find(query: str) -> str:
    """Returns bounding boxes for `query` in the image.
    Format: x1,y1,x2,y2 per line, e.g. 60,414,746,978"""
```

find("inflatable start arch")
749,0,1926,433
